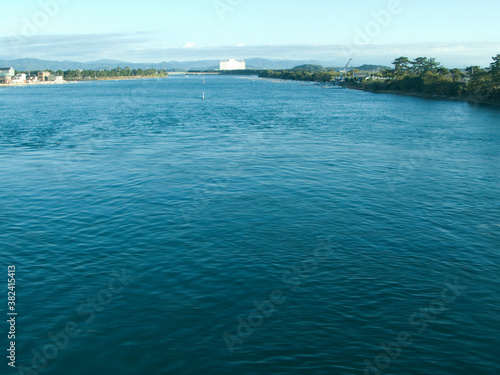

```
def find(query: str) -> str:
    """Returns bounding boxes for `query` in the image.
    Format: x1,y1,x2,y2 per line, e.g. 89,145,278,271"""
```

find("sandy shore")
0,76,169,87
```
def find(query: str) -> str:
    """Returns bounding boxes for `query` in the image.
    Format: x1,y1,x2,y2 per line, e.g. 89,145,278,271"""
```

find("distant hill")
0,58,219,71
291,64,326,72
0,58,390,72
0,58,340,72
245,59,326,70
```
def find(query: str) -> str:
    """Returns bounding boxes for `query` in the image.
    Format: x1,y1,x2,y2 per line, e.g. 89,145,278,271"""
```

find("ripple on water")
1,76,499,375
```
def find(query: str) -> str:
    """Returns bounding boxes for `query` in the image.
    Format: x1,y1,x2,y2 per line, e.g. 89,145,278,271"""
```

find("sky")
1,0,500,67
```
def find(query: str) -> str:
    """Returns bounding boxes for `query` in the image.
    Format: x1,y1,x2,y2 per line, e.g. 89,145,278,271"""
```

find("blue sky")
1,0,500,66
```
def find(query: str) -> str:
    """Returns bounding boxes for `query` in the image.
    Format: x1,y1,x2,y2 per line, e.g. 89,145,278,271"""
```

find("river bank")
344,84,500,107
0,75,169,88
0,81,72,88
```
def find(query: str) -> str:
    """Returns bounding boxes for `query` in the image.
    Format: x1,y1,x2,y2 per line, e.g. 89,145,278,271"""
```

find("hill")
0,58,334,72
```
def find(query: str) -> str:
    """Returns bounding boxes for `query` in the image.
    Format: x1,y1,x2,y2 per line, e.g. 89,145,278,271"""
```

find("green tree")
437,67,449,76
489,54,500,83
381,68,395,78
392,57,411,77
411,57,441,76
450,68,464,82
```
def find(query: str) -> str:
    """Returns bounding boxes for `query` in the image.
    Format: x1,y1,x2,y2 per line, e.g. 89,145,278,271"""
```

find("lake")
0,76,499,375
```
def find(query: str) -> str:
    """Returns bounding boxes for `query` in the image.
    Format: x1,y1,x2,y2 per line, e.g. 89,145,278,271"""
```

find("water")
1,76,499,375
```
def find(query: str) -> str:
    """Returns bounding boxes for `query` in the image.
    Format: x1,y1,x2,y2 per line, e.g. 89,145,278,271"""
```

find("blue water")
1,76,499,375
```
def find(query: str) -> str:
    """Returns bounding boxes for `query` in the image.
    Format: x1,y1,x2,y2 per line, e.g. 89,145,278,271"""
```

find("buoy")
202,93,205,100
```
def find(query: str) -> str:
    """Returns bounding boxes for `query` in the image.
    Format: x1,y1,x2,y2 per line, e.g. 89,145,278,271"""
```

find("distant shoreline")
0,75,169,87
0,81,71,87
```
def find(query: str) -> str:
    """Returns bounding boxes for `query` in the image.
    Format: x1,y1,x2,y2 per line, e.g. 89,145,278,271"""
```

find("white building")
48,75,64,83
11,73,27,84
219,59,246,70
0,67,15,76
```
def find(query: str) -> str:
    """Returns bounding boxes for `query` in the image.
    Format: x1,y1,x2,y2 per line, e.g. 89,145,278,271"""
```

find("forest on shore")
253,55,500,104
344,54,500,104
15,67,169,80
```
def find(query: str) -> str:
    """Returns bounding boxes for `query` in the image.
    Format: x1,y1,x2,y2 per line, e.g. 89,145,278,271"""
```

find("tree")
450,68,464,82
411,57,427,75
489,54,500,83
411,57,441,76
426,58,441,73
392,57,411,77
437,67,449,76
382,68,395,78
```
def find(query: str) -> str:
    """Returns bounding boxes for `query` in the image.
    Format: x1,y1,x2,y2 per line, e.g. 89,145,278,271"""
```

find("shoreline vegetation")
257,55,500,106
59,67,169,80
342,55,500,106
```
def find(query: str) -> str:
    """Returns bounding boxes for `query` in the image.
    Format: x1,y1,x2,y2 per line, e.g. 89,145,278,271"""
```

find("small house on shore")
48,75,64,83
27,75,38,83
38,71,51,82
12,73,27,84
0,67,15,76
0,74,12,84
0,67,15,84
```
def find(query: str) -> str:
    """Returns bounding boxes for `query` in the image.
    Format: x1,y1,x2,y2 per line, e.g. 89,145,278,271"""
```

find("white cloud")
0,33,498,67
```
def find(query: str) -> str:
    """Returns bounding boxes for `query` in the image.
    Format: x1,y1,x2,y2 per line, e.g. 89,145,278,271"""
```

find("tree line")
259,65,340,82
345,55,500,103
18,67,168,80
64,67,168,79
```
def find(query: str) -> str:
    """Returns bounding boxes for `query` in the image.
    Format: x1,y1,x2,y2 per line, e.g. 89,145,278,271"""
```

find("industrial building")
219,59,246,70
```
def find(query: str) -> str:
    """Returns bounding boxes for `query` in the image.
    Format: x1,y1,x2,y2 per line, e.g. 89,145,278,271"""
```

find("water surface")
1,76,499,375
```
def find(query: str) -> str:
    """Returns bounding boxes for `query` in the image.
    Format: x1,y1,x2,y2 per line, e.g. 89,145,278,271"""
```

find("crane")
338,58,352,81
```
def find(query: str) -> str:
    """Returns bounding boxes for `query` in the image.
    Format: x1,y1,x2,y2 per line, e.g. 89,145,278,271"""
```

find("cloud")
182,42,196,49
0,33,151,61
0,33,498,66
